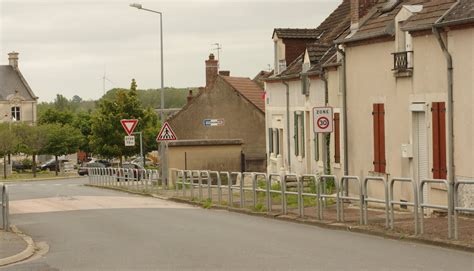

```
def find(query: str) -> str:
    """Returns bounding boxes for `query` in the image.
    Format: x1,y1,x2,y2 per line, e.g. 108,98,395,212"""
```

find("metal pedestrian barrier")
389,177,419,234
453,180,474,240
1,183,9,231
338,176,363,224
363,176,389,228
318,175,338,221
419,179,453,239
86,168,473,241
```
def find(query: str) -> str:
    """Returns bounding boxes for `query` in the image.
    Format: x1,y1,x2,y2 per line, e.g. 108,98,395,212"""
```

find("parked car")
131,157,155,167
117,163,145,181
90,159,112,168
78,162,106,176
40,159,69,171
12,161,26,172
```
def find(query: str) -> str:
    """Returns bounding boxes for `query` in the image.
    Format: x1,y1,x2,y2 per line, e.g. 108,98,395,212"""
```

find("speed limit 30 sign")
313,107,333,133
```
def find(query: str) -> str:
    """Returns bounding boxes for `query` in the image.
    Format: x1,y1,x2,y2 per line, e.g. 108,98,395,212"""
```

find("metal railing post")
318,175,338,221
389,177,419,234
363,176,389,228
338,176,363,224
453,180,474,239
419,179,452,238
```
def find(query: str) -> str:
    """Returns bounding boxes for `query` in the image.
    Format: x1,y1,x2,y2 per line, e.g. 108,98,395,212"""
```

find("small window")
11,106,20,121
294,111,305,157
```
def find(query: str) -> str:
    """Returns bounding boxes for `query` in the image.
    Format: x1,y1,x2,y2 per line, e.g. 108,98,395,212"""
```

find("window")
268,128,273,155
334,113,341,164
432,102,447,179
372,104,386,173
11,106,20,121
268,128,282,156
294,111,305,157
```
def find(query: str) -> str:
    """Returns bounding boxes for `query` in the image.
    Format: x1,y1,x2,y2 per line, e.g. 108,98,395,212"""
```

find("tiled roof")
253,70,274,88
402,0,457,31
271,0,351,79
437,0,474,26
273,28,320,39
0,66,37,101
221,76,265,112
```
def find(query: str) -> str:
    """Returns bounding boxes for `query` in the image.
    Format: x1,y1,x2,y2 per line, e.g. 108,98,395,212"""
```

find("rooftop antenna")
212,43,222,68
101,65,115,95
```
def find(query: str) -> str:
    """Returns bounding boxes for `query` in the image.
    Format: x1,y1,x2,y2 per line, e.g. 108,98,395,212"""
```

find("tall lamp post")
130,3,168,185
129,3,165,121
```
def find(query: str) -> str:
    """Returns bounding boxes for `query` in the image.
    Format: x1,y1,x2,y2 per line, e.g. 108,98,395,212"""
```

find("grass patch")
202,198,212,209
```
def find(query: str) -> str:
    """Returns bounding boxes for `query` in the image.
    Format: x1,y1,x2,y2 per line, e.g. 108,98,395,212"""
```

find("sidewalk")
0,228,35,267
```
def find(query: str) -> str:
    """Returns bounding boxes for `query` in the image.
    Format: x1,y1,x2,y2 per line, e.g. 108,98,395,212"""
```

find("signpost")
124,135,135,146
203,119,225,127
156,122,177,141
121,119,138,136
313,107,333,133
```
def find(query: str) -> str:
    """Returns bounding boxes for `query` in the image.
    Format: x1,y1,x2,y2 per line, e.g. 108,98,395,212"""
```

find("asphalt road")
3,178,473,270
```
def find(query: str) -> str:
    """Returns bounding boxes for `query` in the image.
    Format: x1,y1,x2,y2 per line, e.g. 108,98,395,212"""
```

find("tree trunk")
55,155,59,176
3,155,6,179
32,154,37,178
119,156,123,168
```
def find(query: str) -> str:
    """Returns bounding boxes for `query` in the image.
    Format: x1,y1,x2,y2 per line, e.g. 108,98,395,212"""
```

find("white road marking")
10,196,195,214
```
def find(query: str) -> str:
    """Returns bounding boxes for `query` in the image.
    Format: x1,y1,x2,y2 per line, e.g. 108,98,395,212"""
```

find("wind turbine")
100,66,115,96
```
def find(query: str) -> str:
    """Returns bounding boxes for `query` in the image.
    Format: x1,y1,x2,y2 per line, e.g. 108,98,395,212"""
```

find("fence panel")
363,176,389,228
454,180,474,240
389,177,419,234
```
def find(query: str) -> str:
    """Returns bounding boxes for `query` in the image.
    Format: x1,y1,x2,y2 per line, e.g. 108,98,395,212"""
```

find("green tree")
43,124,83,176
0,124,17,179
72,112,92,154
13,124,49,177
90,79,160,163
38,108,75,125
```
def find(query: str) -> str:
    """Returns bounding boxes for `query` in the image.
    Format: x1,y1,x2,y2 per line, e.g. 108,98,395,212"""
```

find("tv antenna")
212,43,222,67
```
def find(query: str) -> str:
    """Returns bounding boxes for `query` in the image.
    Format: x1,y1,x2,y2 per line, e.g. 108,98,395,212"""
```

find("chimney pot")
218,70,230,76
8,52,19,69
351,0,377,31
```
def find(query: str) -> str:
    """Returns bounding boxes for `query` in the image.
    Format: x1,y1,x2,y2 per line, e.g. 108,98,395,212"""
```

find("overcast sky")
1,0,340,102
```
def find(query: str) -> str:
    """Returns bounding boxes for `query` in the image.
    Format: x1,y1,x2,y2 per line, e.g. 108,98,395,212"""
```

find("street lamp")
129,3,165,122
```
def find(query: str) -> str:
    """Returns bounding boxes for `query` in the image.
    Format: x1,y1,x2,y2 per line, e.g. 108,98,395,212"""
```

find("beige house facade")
336,0,473,207
0,52,38,124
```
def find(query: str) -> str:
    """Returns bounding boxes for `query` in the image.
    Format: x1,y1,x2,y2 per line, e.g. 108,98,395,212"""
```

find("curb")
3,175,84,183
85,184,474,253
0,226,36,267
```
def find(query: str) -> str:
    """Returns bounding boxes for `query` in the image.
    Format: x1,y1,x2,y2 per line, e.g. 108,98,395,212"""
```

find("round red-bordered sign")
317,116,330,130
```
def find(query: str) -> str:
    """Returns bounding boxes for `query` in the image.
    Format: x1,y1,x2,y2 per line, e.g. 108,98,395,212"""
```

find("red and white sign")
121,119,138,136
156,122,177,142
313,107,333,133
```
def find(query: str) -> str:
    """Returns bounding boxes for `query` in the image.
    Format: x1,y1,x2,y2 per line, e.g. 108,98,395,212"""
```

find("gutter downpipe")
319,66,330,176
283,81,292,173
432,25,454,237
336,44,349,196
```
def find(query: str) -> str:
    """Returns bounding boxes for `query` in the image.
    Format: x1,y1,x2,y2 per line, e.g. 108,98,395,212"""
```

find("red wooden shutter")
432,102,447,179
373,104,386,173
334,113,340,163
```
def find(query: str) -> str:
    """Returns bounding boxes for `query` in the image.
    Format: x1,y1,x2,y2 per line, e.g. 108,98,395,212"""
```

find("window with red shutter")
334,113,340,164
373,104,386,173
432,102,447,179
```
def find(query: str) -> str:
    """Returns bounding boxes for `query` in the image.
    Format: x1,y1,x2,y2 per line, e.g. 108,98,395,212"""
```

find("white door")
413,111,429,203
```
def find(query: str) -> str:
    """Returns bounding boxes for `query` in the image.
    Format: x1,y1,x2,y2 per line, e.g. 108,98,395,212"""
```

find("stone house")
0,52,38,124
167,54,266,172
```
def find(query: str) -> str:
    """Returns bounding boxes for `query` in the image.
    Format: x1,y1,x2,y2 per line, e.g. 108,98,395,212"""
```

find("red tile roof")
436,0,474,26
402,0,457,31
221,76,265,112
273,28,321,39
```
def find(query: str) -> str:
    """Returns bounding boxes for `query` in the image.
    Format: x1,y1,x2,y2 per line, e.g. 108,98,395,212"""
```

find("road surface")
3,178,473,270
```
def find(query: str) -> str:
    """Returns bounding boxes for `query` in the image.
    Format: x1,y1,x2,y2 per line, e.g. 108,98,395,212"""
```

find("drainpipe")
432,26,454,185
283,81,292,173
335,45,349,177
319,66,330,175
336,44,349,196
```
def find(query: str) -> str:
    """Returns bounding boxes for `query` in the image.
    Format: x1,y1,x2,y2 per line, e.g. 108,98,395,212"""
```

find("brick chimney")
205,53,218,89
218,70,230,76
187,89,193,103
351,0,377,31
8,52,19,69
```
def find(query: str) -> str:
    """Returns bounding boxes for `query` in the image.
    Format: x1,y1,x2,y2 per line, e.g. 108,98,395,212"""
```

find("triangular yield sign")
156,122,177,141
121,119,138,136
